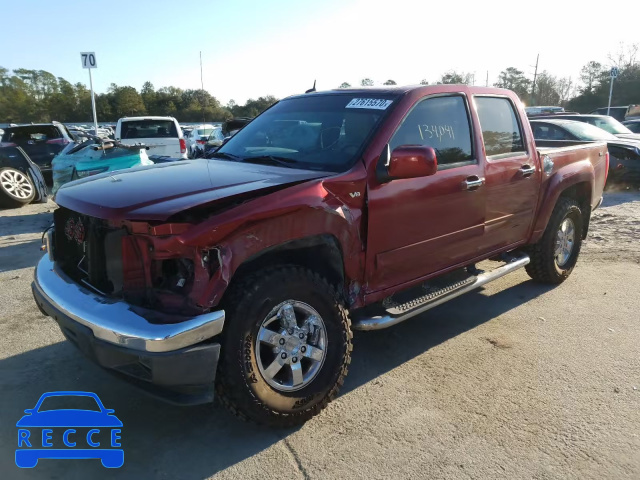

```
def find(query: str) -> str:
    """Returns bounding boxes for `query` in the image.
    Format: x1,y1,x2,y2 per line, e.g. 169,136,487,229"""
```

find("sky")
1,0,638,105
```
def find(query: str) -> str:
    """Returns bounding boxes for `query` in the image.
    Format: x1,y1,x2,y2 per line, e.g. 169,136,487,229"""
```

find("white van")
116,116,187,159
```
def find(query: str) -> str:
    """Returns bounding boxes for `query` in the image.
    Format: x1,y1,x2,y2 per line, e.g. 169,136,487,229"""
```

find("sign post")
607,66,619,116
80,52,99,136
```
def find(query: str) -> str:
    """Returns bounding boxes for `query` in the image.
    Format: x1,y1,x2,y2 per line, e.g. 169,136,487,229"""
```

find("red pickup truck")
33,85,608,427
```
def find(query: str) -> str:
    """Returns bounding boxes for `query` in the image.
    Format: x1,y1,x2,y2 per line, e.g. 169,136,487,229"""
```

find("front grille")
53,207,116,294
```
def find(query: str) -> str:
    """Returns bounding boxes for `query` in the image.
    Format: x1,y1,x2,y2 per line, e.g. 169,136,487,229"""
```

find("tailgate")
121,138,179,156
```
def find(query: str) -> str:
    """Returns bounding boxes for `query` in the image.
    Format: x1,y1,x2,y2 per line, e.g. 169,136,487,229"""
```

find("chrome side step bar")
352,253,530,331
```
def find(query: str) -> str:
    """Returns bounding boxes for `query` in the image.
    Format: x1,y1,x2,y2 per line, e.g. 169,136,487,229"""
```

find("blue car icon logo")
16,391,123,468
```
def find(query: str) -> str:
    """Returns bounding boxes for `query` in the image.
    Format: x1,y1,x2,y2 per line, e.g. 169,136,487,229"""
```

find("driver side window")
390,95,474,167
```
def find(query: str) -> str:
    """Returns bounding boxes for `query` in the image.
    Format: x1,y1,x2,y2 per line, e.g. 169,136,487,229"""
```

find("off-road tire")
216,266,352,427
0,167,35,208
525,197,583,284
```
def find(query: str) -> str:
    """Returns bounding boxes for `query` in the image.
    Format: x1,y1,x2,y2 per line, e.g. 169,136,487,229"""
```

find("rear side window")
475,97,526,157
2,125,61,142
120,120,178,139
390,95,474,167
531,123,573,140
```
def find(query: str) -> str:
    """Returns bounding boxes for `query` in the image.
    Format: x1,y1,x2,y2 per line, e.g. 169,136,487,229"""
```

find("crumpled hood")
54,159,331,221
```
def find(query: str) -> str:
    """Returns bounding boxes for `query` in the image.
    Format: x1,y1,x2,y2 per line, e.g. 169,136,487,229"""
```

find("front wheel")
525,197,583,284
216,266,352,427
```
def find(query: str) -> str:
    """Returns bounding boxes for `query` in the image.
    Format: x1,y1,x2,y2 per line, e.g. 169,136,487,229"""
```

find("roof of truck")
285,84,516,101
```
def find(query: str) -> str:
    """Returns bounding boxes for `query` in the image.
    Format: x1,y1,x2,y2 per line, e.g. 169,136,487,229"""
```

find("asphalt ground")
1,193,639,479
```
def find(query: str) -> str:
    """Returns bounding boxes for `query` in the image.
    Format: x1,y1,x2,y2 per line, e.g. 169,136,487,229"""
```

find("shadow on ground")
0,239,45,271
0,278,554,479
0,211,53,236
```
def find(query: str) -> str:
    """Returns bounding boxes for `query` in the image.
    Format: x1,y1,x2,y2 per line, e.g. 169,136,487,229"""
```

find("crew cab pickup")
32,85,607,427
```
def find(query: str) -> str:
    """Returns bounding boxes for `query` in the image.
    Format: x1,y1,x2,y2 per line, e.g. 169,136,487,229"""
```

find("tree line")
1,44,638,123
0,68,278,123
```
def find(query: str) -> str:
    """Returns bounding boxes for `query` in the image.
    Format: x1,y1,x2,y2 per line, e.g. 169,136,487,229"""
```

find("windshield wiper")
241,155,298,168
207,151,242,161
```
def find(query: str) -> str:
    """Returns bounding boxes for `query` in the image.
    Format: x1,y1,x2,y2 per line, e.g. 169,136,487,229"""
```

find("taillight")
179,138,186,154
0,142,17,147
605,151,610,182
196,140,206,145
46,138,70,145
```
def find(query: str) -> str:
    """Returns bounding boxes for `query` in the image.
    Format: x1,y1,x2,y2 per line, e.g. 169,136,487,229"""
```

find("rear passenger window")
390,95,474,167
475,97,526,157
120,120,178,139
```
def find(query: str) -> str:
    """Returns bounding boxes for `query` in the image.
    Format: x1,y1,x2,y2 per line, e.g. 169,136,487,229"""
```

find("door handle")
464,176,485,191
520,165,536,177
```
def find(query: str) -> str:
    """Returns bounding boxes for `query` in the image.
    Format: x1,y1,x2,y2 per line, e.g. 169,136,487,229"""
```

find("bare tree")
420,79,429,85
534,72,560,106
556,77,575,104
608,42,639,69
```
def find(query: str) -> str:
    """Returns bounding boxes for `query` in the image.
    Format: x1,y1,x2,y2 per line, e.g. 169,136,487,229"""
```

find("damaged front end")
52,206,222,317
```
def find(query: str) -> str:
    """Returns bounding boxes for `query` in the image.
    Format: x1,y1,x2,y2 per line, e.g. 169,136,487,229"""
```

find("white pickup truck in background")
116,116,187,159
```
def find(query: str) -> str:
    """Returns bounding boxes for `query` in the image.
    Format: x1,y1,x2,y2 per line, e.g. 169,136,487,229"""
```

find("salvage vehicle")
116,116,187,159
0,146,48,208
531,118,640,185
32,85,607,427
0,122,74,179
52,138,154,194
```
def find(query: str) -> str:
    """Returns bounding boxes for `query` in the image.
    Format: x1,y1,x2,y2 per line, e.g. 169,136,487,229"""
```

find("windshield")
196,128,214,137
582,116,632,135
37,395,102,412
214,94,396,172
562,121,618,141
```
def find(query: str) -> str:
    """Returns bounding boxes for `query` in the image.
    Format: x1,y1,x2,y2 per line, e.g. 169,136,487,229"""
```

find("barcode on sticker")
346,98,393,110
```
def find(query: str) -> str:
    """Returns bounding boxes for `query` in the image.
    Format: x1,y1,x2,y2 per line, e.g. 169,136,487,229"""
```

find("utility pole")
486,71,489,87
200,51,206,125
530,53,539,106
607,67,619,115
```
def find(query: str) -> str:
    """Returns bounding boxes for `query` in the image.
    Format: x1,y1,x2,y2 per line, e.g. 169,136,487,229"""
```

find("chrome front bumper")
32,255,225,353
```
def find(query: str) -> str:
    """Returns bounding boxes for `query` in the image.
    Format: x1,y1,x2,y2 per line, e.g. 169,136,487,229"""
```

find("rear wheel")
216,266,352,427
0,167,35,208
525,197,583,284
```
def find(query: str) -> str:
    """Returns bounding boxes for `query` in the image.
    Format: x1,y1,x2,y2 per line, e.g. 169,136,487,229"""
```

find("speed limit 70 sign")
80,52,97,69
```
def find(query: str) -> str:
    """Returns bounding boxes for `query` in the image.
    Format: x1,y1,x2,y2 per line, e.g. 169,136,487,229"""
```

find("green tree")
532,71,560,106
339,82,351,88
438,71,472,85
420,79,429,85
579,61,604,94
141,81,157,114
494,67,531,102
360,78,374,86
383,79,397,85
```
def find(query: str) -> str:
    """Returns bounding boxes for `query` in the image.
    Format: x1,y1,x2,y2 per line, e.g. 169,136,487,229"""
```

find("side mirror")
388,145,438,179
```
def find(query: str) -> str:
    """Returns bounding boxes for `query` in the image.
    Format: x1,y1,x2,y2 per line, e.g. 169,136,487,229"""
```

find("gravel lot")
1,192,639,479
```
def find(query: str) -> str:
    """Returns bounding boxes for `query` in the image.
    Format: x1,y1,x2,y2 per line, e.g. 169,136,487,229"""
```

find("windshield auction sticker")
345,98,393,110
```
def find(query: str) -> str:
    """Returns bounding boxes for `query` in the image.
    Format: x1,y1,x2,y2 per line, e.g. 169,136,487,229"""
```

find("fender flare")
529,159,594,244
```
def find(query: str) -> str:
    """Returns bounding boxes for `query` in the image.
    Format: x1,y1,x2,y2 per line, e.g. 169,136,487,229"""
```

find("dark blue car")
16,391,123,468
